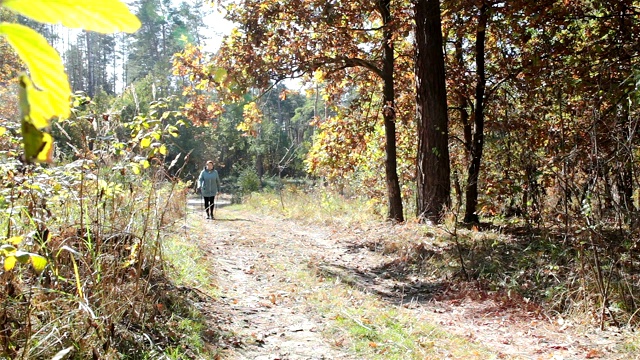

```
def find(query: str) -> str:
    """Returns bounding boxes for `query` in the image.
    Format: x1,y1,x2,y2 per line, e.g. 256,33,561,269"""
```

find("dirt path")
191,196,355,359
189,195,633,359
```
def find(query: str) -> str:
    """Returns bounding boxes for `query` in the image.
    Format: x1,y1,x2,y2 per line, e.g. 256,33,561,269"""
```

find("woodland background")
1,0,640,358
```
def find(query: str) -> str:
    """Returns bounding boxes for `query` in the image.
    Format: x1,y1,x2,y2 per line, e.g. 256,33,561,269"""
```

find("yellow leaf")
159,144,167,155
30,254,47,273
0,127,5,136
140,137,151,148
7,236,23,245
2,26,71,128
213,67,227,82
313,70,324,82
4,256,16,271
141,160,150,169
3,0,141,34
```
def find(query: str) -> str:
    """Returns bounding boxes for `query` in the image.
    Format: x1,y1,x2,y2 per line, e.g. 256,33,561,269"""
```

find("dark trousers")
204,196,215,217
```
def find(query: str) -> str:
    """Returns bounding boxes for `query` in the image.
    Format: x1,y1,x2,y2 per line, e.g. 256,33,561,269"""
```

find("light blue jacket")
198,169,221,197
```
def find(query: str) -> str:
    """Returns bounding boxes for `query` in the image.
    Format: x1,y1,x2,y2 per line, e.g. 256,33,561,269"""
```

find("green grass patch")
306,272,495,359
163,226,218,296
157,214,222,358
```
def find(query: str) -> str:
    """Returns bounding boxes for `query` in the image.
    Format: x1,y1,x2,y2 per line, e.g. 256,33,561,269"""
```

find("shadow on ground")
316,262,447,305
315,218,640,326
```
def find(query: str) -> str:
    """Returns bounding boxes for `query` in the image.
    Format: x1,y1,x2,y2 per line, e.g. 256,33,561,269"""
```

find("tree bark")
378,0,404,222
463,3,489,224
414,0,451,222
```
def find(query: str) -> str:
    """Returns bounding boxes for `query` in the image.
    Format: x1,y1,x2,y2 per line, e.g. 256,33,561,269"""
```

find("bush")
237,167,261,196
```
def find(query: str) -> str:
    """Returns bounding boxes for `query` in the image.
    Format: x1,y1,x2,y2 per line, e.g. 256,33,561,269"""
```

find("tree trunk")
453,18,471,214
378,0,404,222
414,0,451,222
85,31,95,97
256,153,264,179
463,3,489,224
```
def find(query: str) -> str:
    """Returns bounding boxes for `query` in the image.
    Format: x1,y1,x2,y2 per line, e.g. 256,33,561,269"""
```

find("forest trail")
188,195,631,359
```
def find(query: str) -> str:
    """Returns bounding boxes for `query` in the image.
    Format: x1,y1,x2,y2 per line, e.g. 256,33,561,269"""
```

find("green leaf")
1,26,71,128
21,117,54,163
4,256,16,271
214,67,228,83
2,0,141,34
0,244,16,256
14,250,31,264
30,254,47,273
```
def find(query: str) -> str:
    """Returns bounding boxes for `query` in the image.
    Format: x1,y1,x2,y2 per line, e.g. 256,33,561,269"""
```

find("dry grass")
0,162,215,359
245,187,382,227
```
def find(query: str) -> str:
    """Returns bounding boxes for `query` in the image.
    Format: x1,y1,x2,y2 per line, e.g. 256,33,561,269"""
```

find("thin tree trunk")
378,0,404,222
453,20,471,214
414,0,451,222
85,31,95,97
464,3,489,224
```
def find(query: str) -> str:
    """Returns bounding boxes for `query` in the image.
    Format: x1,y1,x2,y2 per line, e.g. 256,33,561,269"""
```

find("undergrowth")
0,156,221,359
0,155,218,358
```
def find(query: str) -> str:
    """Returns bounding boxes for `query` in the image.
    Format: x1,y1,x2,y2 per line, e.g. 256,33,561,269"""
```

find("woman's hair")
206,160,214,166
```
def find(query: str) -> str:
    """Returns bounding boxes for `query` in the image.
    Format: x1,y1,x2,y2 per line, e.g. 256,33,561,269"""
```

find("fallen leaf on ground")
586,349,602,358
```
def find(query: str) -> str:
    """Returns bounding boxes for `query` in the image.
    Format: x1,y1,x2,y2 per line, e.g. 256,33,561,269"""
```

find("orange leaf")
585,349,602,359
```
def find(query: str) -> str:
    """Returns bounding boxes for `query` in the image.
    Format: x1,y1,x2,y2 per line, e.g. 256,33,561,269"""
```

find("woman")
197,160,222,219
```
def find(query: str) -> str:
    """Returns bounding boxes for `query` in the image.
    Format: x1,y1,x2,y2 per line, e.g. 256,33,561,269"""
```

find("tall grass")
244,185,384,227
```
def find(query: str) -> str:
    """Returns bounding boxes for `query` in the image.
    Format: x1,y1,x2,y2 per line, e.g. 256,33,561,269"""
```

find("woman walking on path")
198,160,222,219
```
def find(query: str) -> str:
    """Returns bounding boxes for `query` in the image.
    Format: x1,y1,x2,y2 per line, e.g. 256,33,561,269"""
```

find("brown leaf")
586,349,602,359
